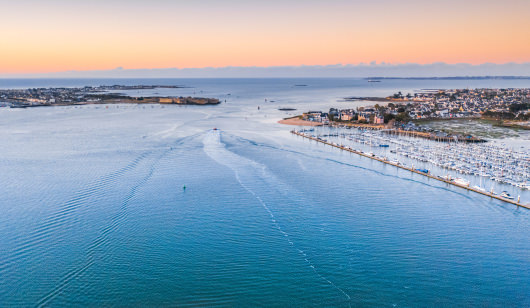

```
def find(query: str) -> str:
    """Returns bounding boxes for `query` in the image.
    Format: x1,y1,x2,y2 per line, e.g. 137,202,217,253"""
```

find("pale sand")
278,117,323,126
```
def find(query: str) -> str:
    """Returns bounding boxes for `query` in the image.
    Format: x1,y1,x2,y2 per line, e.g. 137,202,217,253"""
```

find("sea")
1,78,529,307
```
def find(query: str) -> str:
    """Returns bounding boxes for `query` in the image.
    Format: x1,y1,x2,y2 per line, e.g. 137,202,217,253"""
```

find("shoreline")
8,97,221,108
278,116,322,126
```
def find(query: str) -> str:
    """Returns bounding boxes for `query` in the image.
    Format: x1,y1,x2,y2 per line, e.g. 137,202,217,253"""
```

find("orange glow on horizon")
1,0,529,74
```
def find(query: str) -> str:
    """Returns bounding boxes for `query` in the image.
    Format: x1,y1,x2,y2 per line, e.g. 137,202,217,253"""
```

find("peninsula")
280,88,530,142
0,85,221,108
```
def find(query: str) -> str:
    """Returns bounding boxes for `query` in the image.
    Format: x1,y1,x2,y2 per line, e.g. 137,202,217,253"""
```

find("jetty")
291,130,529,210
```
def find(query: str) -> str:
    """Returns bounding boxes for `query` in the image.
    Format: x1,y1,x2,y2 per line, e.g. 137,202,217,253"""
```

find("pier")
291,130,530,210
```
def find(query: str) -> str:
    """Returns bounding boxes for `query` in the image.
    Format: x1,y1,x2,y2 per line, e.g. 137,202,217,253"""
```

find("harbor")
291,129,530,209
324,125,529,189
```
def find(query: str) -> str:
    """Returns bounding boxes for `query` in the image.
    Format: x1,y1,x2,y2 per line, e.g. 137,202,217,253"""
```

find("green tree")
395,112,411,122
384,113,395,123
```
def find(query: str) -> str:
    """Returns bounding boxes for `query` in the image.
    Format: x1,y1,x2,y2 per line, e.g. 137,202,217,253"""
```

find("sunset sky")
1,0,529,74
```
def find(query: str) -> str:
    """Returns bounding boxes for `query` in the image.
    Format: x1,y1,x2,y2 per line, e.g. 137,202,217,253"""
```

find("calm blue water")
1,78,529,306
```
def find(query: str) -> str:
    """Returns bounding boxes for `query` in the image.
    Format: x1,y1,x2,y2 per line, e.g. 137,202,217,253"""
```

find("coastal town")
0,85,220,108
281,88,530,207
302,88,530,127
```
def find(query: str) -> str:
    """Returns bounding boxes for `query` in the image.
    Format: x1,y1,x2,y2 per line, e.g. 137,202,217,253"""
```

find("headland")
0,85,221,108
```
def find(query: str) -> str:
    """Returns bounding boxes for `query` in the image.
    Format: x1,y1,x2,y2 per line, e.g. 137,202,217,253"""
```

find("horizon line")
2,62,530,79
2,76,530,80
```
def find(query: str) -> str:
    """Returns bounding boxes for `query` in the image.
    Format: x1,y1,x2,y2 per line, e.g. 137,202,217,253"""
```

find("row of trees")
391,92,413,99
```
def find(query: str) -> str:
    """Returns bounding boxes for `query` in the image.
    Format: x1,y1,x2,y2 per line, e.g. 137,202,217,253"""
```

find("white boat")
472,185,486,192
453,178,470,187
499,191,514,200
442,175,452,181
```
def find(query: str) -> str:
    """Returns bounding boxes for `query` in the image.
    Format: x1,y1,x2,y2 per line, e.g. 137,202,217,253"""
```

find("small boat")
472,185,486,192
499,191,514,200
453,178,470,187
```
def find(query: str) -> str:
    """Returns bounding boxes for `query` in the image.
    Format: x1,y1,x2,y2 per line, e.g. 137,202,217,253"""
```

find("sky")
0,0,529,75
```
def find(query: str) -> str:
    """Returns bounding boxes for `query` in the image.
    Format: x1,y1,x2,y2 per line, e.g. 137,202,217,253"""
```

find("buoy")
183,185,186,191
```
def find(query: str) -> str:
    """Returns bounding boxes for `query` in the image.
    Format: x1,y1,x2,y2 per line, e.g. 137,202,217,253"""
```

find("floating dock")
291,130,529,210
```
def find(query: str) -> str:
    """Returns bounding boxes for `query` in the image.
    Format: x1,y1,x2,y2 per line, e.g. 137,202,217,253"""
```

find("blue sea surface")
0,78,529,306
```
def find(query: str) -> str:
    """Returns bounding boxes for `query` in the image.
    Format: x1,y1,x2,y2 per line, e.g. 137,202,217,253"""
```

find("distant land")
365,76,530,80
2,63,530,78
0,85,220,108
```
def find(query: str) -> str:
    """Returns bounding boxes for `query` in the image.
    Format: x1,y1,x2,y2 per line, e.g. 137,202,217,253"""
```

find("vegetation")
509,103,530,113
392,92,404,99
395,112,411,122
482,110,516,120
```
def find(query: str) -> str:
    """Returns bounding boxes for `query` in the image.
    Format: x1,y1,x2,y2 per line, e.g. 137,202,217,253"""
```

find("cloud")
2,63,530,78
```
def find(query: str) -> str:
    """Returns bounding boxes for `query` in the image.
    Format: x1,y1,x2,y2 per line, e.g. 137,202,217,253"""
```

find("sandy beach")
278,117,322,126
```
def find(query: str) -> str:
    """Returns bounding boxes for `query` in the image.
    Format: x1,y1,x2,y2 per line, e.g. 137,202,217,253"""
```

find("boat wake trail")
203,131,351,304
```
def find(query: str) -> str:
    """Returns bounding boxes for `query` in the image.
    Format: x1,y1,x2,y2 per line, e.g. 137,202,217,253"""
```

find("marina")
325,125,529,189
292,129,530,209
